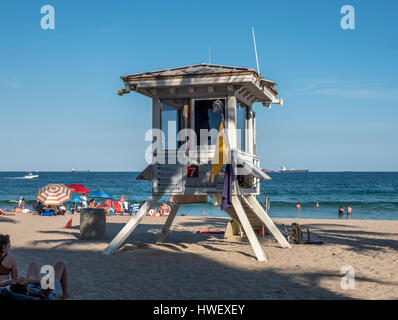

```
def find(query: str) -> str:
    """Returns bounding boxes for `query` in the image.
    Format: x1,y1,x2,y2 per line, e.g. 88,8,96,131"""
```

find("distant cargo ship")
262,169,274,173
279,166,309,173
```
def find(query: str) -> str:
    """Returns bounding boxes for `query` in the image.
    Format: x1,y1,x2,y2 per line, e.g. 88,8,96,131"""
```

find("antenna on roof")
252,27,260,75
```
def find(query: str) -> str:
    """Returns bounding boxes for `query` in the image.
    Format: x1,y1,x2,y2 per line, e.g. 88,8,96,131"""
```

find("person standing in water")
346,205,352,219
315,201,319,208
296,203,301,211
338,206,344,218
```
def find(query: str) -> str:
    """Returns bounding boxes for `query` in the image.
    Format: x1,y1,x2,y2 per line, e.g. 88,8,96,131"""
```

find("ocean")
0,171,397,220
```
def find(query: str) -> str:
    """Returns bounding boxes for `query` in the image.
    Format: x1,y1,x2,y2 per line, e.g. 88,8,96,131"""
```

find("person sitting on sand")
0,235,18,282
0,234,69,300
338,206,344,218
58,204,69,215
13,261,68,300
89,199,100,208
32,201,44,215
0,261,69,300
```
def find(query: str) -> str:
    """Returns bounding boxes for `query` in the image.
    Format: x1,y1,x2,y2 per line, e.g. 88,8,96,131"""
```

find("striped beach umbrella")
36,184,72,206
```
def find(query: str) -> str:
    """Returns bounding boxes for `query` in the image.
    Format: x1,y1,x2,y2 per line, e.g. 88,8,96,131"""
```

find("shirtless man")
346,205,353,219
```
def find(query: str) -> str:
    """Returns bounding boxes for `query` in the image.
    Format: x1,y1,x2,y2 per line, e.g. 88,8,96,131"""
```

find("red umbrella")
68,184,90,194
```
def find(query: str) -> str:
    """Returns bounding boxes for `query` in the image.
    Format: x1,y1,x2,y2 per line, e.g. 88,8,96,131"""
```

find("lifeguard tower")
103,64,291,261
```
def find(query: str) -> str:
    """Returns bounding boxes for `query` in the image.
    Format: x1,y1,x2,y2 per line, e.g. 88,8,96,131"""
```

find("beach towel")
221,164,234,210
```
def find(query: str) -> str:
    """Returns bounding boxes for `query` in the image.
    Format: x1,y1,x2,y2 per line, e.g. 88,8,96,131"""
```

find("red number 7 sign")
187,165,199,178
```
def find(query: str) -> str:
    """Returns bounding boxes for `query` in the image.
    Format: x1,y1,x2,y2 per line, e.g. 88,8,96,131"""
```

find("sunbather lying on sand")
0,208,16,216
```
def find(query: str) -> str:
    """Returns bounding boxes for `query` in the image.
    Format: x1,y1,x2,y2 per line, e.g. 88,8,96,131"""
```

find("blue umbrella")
68,196,85,211
69,196,84,202
90,191,113,199
90,191,114,212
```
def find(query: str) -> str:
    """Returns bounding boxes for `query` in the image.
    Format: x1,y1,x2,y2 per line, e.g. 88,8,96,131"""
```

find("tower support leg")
232,195,267,262
157,203,180,243
246,195,292,249
103,194,162,255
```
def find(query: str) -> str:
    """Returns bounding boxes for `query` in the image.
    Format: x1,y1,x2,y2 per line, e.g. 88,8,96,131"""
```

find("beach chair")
131,203,140,215
282,223,323,244
112,201,124,214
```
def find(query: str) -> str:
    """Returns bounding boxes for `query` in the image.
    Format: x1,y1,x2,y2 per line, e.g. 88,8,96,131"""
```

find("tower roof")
118,64,281,106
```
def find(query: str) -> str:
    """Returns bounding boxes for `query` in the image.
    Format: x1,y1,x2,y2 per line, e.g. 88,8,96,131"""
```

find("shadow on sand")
9,219,393,299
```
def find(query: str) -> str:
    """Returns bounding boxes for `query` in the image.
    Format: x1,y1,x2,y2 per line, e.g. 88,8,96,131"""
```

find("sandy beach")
1,213,397,300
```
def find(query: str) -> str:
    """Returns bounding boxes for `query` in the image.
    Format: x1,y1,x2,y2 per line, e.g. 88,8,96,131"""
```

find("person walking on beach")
346,205,352,219
338,206,344,218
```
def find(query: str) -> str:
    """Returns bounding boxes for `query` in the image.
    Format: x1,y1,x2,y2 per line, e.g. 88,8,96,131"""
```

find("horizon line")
1,170,398,173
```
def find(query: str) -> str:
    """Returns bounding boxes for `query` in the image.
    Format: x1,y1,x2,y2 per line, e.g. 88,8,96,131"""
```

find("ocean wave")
263,200,398,207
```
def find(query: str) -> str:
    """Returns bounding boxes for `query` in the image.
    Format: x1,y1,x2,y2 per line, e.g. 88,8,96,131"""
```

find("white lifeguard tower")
103,64,291,261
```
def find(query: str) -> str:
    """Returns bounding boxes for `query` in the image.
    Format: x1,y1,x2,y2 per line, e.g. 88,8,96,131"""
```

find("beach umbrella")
68,195,84,211
69,196,84,202
68,184,90,194
90,191,113,199
90,191,114,211
36,184,72,206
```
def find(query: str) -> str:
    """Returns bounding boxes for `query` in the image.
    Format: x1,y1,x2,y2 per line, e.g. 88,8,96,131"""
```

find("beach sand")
1,213,397,299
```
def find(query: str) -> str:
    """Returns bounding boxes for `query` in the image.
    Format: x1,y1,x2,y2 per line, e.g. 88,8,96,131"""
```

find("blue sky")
0,0,397,171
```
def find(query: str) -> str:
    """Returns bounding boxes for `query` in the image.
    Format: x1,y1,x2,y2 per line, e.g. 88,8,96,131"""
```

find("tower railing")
257,184,270,214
